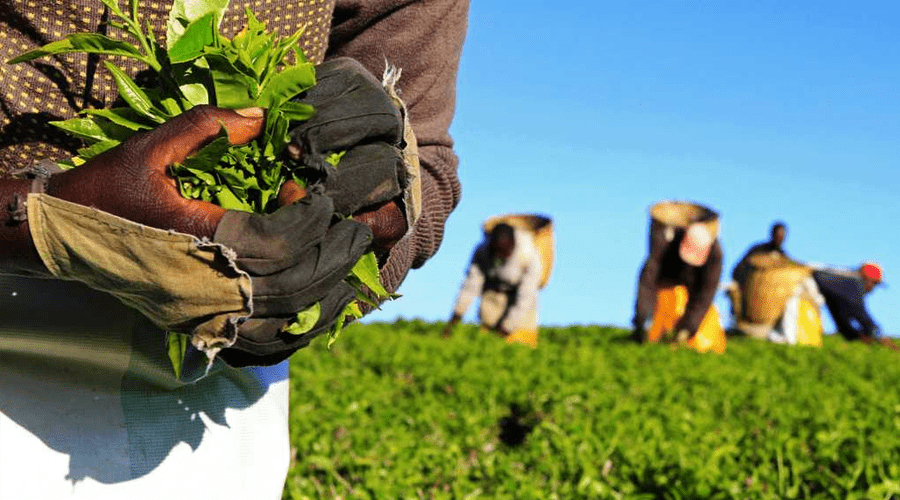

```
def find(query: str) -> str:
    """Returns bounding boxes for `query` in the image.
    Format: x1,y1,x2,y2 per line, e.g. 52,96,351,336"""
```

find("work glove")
213,193,371,366
28,106,371,362
288,57,409,248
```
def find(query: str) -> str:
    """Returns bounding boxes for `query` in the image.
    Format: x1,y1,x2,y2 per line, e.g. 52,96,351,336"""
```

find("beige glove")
27,193,251,351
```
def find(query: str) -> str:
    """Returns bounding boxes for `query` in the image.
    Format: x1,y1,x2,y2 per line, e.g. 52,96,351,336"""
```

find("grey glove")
213,192,371,365
288,57,407,216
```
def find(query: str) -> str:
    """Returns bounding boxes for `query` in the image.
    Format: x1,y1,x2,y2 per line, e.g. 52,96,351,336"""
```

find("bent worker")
443,221,544,347
732,221,789,284
812,262,894,347
729,250,825,346
632,200,726,353
0,1,468,498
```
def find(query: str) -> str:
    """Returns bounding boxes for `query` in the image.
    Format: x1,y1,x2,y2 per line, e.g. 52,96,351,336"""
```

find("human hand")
441,314,462,339
45,105,265,239
286,57,408,249
279,181,407,255
212,192,372,366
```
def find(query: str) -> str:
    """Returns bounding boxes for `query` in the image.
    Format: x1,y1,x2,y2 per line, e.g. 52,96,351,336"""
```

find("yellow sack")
483,213,554,289
646,286,726,354
795,297,823,347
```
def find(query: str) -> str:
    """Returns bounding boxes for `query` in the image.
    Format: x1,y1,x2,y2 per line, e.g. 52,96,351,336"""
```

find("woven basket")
483,214,554,289
649,200,720,239
741,253,812,325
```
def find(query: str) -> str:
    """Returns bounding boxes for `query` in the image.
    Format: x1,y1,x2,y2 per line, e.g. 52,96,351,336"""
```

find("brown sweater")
0,0,467,292
633,222,723,335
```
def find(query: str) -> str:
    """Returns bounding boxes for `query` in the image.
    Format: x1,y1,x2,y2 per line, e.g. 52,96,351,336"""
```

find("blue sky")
366,1,900,336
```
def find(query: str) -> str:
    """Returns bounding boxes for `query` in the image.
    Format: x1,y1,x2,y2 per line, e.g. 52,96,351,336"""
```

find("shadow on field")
498,403,541,447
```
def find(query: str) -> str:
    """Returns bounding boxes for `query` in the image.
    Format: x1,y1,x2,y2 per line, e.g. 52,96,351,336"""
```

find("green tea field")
284,321,900,499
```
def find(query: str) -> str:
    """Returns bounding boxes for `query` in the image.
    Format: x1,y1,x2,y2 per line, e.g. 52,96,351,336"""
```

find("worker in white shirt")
442,222,543,347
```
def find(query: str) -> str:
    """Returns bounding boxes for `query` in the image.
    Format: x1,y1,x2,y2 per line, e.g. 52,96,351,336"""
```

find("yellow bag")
483,214,554,289
646,286,726,354
795,297,823,347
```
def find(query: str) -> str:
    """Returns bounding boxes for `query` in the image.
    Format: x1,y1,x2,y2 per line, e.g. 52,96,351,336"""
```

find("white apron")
0,276,290,500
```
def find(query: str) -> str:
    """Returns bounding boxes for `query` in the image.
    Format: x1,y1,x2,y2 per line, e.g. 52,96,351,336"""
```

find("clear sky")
365,1,900,336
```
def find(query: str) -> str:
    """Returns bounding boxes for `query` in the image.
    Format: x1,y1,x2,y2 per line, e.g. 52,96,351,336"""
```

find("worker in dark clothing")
732,221,788,284
813,262,890,345
633,201,725,353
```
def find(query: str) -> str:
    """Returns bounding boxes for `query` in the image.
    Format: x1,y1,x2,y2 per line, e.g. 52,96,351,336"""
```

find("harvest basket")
741,253,812,325
649,200,720,239
483,214,554,289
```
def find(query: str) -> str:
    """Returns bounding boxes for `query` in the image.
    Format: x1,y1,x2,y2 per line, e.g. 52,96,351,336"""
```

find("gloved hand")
287,57,408,219
27,105,372,362
212,192,372,366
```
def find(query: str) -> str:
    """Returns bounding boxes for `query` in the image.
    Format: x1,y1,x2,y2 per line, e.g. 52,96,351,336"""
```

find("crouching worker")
632,201,726,353
812,262,896,349
443,215,553,348
728,251,825,346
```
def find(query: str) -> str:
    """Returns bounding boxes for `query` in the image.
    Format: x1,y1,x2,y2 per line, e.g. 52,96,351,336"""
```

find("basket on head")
649,200,720,239
482,214,554,289
741,253,812,326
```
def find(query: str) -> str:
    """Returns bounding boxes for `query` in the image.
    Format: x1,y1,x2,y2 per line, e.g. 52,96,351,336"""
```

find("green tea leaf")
350,252,389,298
167,11,218,63
49,117,113,142
167,0,228,49
214,185,253,211
284,302,321,335
325,151,347,167
204,53,258,108
166,331,190,380
81,108,154,131
179,82,210,106
98,0,127,19
103,62,167,123
7,34,144,64
76,139,120,160
256,63,315,109
180,135,231,171
279,101,315,122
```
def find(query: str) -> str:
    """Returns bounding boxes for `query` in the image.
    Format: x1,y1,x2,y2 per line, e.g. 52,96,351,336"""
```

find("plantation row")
284,321,900,499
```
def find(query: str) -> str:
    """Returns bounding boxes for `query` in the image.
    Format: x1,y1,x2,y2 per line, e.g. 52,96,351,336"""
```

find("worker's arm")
835,288,881,340
677,241,723,335
328,0,469,293
633,222,669,335
0,108,372,365
451,248,487,321
0,106,258,276
0,179,44,275
499,239,542,333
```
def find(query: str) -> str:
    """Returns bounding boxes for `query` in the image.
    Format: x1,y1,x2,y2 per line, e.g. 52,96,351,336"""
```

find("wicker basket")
741,253,812,325
483,214,554,289
649,200,720,239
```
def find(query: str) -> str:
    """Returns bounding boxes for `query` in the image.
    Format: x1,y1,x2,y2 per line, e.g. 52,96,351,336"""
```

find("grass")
283,320,900,499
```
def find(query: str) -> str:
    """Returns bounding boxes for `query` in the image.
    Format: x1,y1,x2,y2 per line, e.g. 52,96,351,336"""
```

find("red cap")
861,262,884,283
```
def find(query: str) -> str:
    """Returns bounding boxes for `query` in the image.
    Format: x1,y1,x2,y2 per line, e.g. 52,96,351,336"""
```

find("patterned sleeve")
327,0,469,292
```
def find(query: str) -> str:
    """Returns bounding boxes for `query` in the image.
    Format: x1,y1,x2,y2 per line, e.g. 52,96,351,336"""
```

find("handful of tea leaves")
9,0,391,375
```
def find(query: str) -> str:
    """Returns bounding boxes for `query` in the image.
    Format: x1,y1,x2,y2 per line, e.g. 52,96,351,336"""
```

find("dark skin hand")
441,313,461,338
3,103,406,275
46,106,266,239
0,106,265,273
